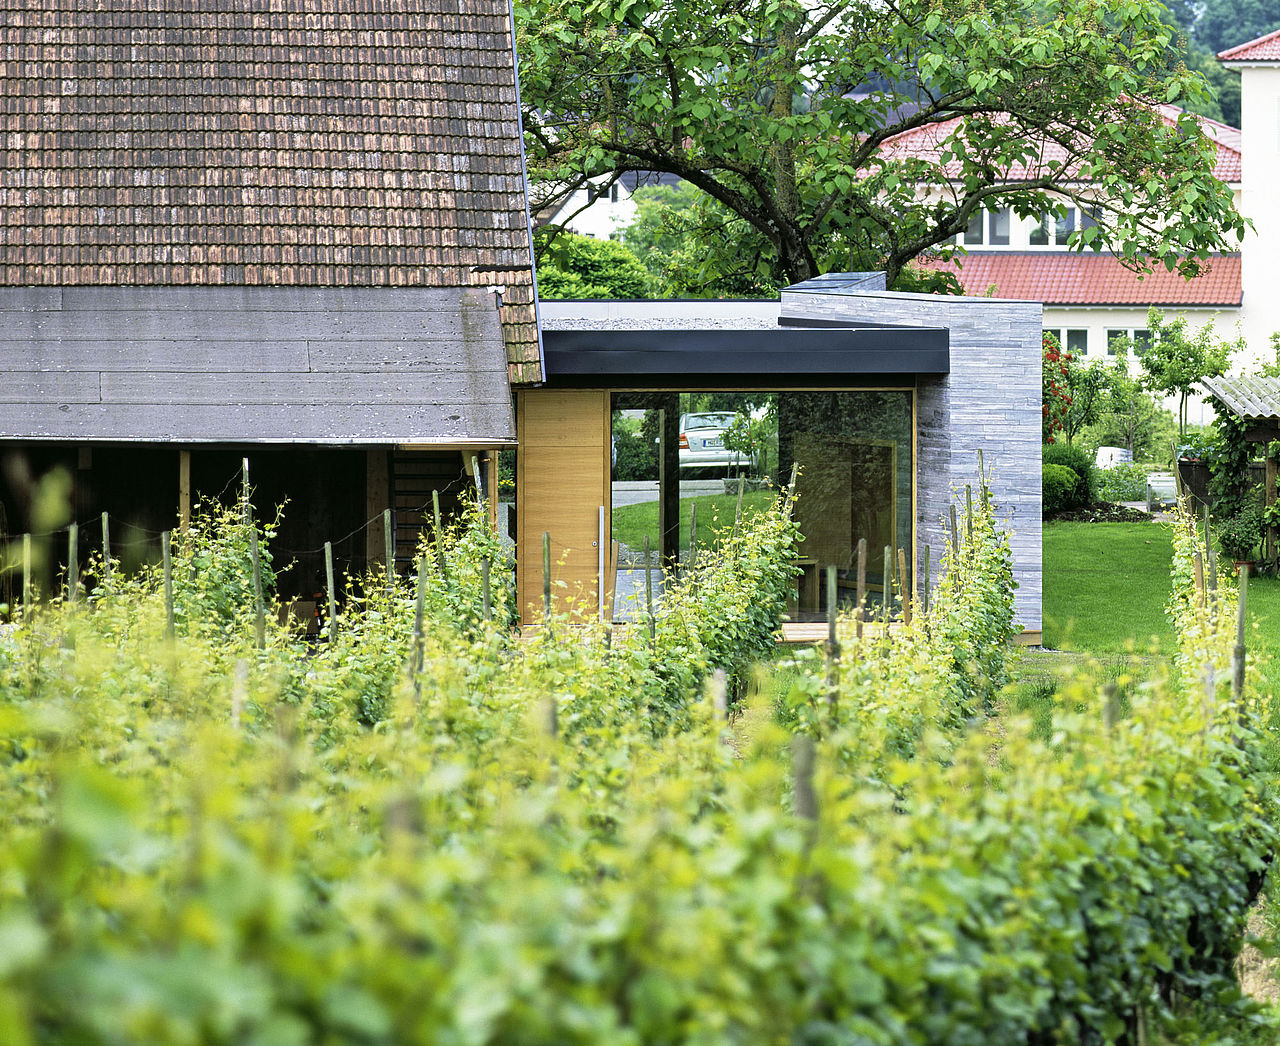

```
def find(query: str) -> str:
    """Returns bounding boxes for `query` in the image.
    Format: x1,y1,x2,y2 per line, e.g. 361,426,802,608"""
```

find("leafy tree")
1090,349,1173,458
1061,351,1113,446
1043,333,1072,445
517,0,1246,289
1140,308,1239,437
534,230,653,299
1194,0,1280,56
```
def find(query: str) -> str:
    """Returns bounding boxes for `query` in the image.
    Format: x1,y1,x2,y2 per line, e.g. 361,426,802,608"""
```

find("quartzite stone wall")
780,282,1043,633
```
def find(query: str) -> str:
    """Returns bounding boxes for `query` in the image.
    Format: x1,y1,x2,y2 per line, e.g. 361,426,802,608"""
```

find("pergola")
1200,374,1280,561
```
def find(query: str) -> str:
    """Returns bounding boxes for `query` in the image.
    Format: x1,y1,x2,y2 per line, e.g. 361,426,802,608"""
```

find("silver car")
678,412,757,474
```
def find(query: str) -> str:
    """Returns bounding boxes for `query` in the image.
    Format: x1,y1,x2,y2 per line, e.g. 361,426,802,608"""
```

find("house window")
1031,208,1099,247
961,206,1011,246
1107,328,1152,356
1045,328,1088,355
610,183,620,203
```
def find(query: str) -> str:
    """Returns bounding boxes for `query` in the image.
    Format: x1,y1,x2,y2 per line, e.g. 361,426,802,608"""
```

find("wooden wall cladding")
516,389,610,624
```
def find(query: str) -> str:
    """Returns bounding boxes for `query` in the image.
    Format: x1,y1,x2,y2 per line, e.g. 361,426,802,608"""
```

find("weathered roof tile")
0,0,539,378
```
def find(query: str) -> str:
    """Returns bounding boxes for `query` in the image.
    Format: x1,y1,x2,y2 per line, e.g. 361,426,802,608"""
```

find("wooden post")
1267,450,1278,565
324,541,337,644
383,508,395,595
542,531,551,620
950,504,959,553
101,512,111,589
897,547,910,626
965,484,973,542
689,503,697,566
481,557,492,621
178,449,191,533
411,555,428,699
977,448,987,505
21,533,30,614
1204,504,1218,597
470,453,485,511
1193,551,1205,606
232,659,247,730
882,545,892,622
1233,564,1249,707
709,669,728,722
247,521,265,651
366,449,390,572
644,533,656,648
431,490,449,582
855,537,866,640
161,530,174,638
922,545,931,615
825,564,840,718
67,523,78,605
241,456,251,510
733,475,745,538
792,735,817,823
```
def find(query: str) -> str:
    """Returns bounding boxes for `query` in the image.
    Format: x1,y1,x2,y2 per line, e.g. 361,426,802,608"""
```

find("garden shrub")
1042,441,1095,503
1095,461,1147,502
612,426,656,481
1042,462,1080,515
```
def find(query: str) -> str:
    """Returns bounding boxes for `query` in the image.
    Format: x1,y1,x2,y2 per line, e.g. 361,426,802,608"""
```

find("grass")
611,490,775,553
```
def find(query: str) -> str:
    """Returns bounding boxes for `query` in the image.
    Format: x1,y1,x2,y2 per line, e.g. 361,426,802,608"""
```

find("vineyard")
0,480,1277,1044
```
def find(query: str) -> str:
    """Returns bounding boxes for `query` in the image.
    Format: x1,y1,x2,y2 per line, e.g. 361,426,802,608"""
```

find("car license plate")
702,438,722,448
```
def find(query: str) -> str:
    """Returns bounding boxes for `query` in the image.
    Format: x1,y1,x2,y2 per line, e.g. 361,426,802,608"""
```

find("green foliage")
1043,463,1082,515
1085,348,1175,460
1043,441,1096,504
518,0,1245,288
534,229,653,299
611,425,656,481
1209,400,1255,519
1096,462,1148,502
1216,509,1263,563
1141,308,1239,437
0,486,1275,1045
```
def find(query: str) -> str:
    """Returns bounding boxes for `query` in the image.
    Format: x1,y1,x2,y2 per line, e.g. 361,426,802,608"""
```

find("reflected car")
678,412,757,475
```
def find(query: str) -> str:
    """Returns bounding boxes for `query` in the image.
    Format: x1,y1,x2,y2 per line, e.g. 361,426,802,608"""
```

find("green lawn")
1043,520,1280,658
612,490,775,553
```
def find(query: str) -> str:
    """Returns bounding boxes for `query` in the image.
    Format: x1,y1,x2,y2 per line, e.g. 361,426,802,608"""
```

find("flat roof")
541,322,949,387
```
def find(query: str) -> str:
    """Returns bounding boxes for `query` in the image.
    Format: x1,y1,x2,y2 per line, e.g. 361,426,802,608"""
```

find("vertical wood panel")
517,389,610,624
366,449,390,571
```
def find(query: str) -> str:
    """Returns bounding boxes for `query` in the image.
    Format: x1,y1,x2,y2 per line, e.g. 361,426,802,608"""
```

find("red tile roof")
880,106,1241,183
0,0,539,380
917,252,1242,307
1219,29,1280,62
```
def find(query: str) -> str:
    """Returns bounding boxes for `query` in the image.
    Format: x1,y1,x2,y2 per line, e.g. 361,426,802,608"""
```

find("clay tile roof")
1219,28,1280,62
916,252,1242,307
880,107,1241,184
0,0,539,380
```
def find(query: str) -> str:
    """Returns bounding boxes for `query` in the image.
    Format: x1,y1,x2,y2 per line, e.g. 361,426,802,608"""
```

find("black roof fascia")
542,326,948,388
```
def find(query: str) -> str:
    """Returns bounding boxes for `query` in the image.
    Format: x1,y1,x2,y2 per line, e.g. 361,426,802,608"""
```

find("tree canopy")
534,230,654,299
516,0,1247,289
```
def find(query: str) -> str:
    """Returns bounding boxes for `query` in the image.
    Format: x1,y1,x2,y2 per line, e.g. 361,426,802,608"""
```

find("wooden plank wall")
516,389,610,624
0,287,515,444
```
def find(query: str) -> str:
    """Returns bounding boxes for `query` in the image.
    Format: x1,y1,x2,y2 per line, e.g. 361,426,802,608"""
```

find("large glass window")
609,390,913,622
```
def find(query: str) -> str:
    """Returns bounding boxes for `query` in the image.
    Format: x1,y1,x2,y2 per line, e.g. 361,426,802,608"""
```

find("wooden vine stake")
67,523,78,605
1204,504,1218,601
542,531,552,622
708,668,728,722
965,484,974,542
922,544,931,615
21,533,30,617
644,534,656,648
855,538,867,640
101,512,111,590
470,453,485,511
161,530,174,638
411,555,428,701
897,547,910,627
1233,564,1249,713
247,522,266,651
882,545,892,623
689,503,698,569
232,658,247,731
324,541,338,645
1193,551,1205,606
432,489,449,582
480,557,492,621
949,504,959,555
792,735,818,827
383,508,395,596
825,564,840,718
732,475,745,539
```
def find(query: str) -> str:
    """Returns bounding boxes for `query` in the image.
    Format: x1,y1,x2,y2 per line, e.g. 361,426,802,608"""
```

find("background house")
0,0,539,597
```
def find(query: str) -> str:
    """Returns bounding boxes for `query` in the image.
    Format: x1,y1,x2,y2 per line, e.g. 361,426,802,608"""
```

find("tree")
1043,333,1072,444
1061,351,1112,446
534,230,654,299
1092,349,1172,458
1139,308,1239,437
516,0,1246,289
1193,0,1280,56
